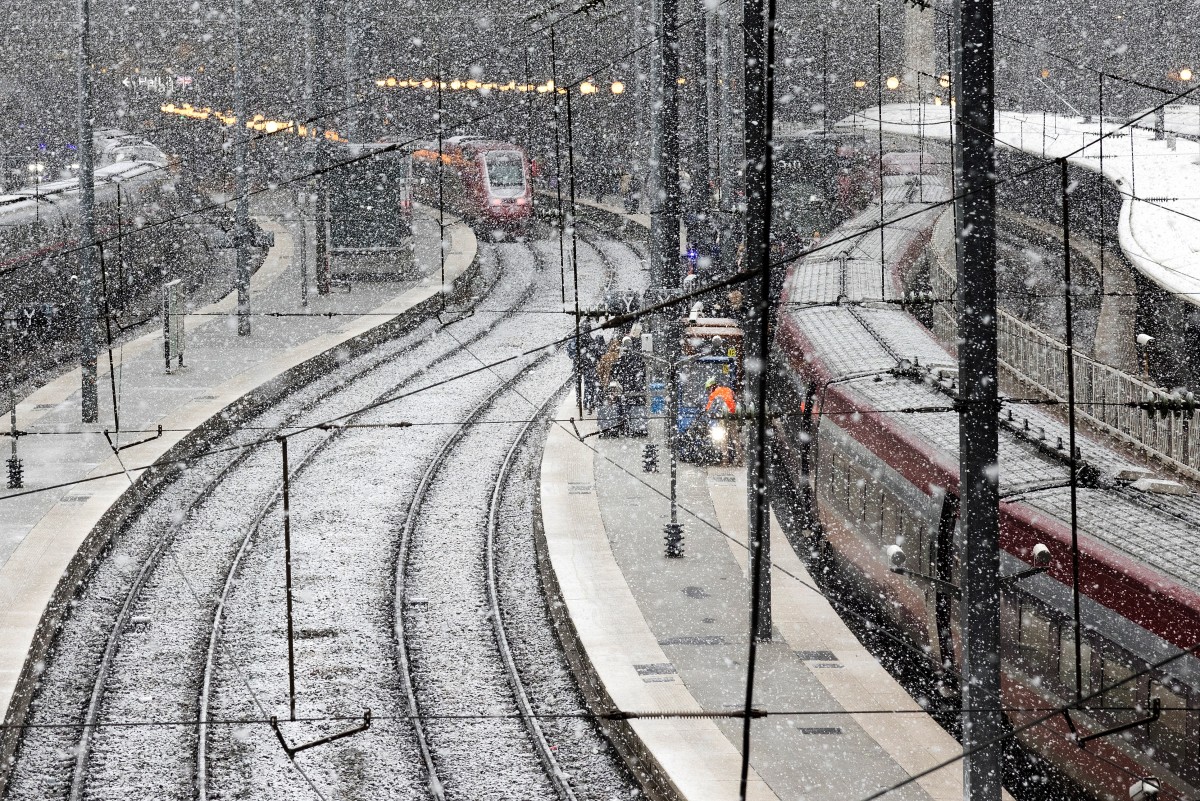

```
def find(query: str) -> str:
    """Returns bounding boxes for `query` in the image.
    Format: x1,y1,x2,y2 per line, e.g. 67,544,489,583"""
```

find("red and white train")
409,136,532,228
772,163,1200,799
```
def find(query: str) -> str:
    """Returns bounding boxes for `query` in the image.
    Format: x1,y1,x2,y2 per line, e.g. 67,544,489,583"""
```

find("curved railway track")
7,232,643,801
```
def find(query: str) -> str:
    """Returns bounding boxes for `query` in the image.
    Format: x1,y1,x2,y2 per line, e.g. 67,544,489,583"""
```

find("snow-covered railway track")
6,245,530,800
394,352,573,801
7,230,646,801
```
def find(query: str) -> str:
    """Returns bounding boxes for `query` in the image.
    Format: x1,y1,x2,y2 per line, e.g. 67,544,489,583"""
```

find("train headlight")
709,422,728,444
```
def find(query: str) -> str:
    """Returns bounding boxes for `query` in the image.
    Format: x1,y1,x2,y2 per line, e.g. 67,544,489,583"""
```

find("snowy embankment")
838,103,1200,305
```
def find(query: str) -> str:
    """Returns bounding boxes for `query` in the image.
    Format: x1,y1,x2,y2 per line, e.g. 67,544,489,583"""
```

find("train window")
882,502,898,547
854,473,868,524
1101,658,1143,717
905,516,924,571
1151,682,1189,733
1019,606,1052,668
1058,631,1093,693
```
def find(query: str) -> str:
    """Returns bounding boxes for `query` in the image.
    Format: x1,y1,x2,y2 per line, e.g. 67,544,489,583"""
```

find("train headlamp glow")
709,422,728,444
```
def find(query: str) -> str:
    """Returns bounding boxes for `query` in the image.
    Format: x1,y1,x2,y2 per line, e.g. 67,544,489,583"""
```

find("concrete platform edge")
532,431,681,801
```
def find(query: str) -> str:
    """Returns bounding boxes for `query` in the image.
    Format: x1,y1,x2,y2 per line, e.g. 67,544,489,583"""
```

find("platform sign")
163,279,185,373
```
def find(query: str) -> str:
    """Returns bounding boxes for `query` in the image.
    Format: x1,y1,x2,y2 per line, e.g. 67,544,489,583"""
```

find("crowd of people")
566,323,742,464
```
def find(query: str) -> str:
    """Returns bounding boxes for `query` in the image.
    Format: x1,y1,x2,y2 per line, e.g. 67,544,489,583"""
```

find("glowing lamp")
886,75,900,90
610,80,625,95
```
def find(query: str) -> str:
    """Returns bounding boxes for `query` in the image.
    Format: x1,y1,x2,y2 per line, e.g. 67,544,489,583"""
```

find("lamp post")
646,344,702,558
26,162,45,223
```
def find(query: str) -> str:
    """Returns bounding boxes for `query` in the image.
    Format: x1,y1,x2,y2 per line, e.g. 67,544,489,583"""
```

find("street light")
1178,67,1193,82
886,75,901,91
27,162,45,223
610,80,625,95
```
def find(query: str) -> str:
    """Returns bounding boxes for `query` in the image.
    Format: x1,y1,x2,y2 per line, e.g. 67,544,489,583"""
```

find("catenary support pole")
313,0,330,296
77,0,99,422
742,0,773,651
233,0,252,334
740,2,777,799
952,0,1002,797
1060,158,1084,704
280,437,298,722
876,1,886,298
650,0,681,290
436,60,447,310
565,88,583,419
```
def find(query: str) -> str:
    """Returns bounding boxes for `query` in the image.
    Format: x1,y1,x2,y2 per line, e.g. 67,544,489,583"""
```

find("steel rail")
195,255,535,799
485,379,577,801
64,246,504,801
394,244,577,801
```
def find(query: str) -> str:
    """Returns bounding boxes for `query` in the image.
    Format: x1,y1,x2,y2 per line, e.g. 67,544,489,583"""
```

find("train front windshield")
485,152,525,192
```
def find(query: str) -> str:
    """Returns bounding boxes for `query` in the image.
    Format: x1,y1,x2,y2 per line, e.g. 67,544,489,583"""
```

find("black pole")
1097,74,1105,296
1061,158,1084,704
280,437,298,722
116,184,125,313
77,0,98,423
437,60,446,312
953,0,1002,796
739,0,777,790
566,87,583,419
822,29,829,134
549,30,568,305
651,0,681,290
313,0,330,296
96,245,119,433
876,1,886,299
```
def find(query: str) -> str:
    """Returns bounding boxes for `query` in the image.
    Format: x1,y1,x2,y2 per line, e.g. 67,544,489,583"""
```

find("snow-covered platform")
840,103,1200,304
0,202,476,746
539,395,989,801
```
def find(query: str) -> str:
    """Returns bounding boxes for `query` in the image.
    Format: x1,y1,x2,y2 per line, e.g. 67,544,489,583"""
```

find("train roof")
778,161,1200,610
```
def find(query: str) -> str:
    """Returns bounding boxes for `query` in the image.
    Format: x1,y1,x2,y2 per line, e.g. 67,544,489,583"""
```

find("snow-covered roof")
838,103,1200,306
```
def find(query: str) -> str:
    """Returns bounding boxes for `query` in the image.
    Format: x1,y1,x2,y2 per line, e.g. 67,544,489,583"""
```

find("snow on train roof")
1022,485,1200,598
783,174,949,307
839,103,1200,306
845,368,1150,497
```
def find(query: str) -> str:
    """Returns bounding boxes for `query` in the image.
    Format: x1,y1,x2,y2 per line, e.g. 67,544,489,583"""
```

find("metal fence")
928,211,1200,480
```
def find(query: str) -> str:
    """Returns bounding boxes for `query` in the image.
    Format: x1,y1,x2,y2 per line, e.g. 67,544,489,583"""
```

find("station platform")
0,201,476,734
540,396,1001,801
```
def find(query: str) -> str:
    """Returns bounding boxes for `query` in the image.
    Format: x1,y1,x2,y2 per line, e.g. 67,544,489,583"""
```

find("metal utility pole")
742,0,774,648
312,0,331,295
717,7,739,271
739,5,778,801
953,0,1002,797
691,0,711,225
650,0,681,290
343,13,360,143
233,0,251,335
77,0,98,422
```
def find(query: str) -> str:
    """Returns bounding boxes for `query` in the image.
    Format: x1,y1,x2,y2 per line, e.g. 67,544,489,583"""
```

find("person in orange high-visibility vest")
703,377,741,464
705,377,736,415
